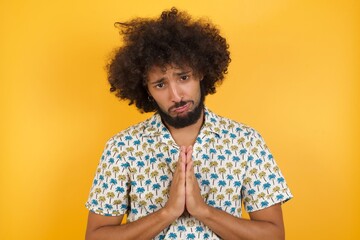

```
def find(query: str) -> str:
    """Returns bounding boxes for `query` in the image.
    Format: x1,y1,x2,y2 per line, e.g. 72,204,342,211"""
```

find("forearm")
193,205,284,240
86,208,176,240
87,147,188,240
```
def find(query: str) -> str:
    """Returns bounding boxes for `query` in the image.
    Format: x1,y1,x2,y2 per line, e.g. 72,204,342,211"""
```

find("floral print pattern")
86,108,292,239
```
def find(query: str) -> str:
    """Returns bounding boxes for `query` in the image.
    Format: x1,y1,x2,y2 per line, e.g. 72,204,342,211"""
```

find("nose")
169,83,182,102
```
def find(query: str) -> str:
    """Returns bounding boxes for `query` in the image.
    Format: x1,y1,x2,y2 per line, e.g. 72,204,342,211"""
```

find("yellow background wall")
1,0,359,239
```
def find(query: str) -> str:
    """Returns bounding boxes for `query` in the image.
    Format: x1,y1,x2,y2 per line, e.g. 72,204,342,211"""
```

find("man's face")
146,64,204,129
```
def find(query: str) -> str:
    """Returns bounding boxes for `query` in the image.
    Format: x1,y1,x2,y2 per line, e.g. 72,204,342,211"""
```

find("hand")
164,146,186,219
184,146,208,218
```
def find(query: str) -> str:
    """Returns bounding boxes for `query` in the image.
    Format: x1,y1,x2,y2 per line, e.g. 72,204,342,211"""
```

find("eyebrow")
149,70,192,85
176,70,192,77
150,78,165,86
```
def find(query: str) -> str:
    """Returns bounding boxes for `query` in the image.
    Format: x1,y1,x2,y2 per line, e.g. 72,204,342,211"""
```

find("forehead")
147,64,192,76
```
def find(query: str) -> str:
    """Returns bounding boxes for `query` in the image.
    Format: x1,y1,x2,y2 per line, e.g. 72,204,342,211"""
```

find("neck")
164,109,204,147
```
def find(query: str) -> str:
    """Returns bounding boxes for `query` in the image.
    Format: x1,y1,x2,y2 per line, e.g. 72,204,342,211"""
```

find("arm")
85,208,176,240
185,149,285,240
190,203,284,240
85,146,188,240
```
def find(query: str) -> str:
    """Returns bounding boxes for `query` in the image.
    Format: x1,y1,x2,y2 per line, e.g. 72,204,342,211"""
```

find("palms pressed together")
165,146,207,219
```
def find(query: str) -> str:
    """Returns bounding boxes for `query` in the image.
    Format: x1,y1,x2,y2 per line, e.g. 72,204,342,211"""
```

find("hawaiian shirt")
86,108,292,239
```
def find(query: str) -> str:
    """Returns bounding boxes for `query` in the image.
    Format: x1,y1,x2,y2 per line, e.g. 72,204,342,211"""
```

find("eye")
180,75,189,81
155,82,165,89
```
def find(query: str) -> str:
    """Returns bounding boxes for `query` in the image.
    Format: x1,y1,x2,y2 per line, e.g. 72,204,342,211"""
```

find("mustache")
168,100,194,112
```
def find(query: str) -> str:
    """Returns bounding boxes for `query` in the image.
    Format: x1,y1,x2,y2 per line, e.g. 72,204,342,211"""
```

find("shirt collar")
142,113,167,138
142,107,223,139
200,107,222,138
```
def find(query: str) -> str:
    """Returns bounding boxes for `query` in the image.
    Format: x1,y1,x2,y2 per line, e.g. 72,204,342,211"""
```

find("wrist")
190,202,210,219
161,205,181,222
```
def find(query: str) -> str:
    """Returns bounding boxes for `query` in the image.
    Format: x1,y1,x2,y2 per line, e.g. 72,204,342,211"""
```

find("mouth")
169,101,193,115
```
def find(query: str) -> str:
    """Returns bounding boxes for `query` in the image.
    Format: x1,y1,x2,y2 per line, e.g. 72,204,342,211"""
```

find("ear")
199,74,204,81
146,88,152,97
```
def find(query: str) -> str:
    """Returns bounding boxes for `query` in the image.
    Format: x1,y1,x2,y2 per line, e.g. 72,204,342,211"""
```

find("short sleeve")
85,137,130,216
241,129,292,212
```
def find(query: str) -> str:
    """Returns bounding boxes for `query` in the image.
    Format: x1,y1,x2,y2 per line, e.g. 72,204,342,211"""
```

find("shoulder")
206,108,262,139
104,115,155,147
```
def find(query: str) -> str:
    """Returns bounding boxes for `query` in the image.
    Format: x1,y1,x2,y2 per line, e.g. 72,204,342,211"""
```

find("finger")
176,146,186,181
180,146,187,170
186,160,194,176
187,161,201,195
176,146,186,169
186,146,193,164
173,147,185,182
186,145,193,154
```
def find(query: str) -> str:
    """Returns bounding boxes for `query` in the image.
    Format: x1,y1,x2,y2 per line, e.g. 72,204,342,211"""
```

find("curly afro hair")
107,7,230,112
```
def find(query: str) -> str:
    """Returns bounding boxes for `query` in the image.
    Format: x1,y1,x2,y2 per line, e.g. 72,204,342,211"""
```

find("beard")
155,92,205,129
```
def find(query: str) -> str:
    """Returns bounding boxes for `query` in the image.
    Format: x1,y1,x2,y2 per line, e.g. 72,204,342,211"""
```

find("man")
85,7,292,240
